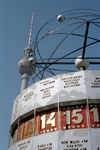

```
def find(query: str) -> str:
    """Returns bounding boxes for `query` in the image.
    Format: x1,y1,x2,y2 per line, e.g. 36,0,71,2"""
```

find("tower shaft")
21,73,29,92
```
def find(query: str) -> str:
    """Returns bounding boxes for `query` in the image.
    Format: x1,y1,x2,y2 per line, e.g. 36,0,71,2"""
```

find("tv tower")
18,11,35,92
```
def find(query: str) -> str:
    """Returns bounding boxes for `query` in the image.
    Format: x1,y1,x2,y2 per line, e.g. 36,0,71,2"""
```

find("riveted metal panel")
59,71,86,103
20,83,36,117
59,129,91,150
85,70,100,99
33,131,58,150
16,137,33,150
36,75,59,108
11,94,21,125
91,128,100,149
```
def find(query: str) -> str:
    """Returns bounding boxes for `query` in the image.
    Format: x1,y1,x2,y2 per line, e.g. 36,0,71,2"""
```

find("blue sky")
0,0,100,150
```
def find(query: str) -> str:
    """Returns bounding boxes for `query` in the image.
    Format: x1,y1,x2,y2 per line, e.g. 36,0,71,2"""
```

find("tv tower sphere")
18,46,35,76
18,46,35,92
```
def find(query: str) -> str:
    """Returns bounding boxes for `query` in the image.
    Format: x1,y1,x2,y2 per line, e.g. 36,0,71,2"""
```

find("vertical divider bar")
15,93,21,146
84,71,93,150
58,75,60,150
7,126,12,149
16,117,20,143
31,82,37,150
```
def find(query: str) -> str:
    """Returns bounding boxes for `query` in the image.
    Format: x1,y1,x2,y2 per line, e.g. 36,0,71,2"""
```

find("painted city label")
40,79,55,99
38,79,56,99
22,91,34,101
91,77,100,88
37,143,52,150
61,139,89,150
36,76,59,108
20,84,36,116
16,137,32,150
85,71,100,99
59,72,86,102
11,95,20,124
61,75,82,88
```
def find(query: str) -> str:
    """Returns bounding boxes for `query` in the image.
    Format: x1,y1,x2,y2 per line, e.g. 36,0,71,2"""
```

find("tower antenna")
28,11,34,47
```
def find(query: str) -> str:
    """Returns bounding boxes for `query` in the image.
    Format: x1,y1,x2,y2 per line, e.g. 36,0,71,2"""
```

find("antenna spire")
28,11,34,47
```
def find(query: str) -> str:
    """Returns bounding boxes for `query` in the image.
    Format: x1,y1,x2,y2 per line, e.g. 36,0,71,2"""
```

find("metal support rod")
7,126,12,149
35,61,100,65
80,66,85,71
82,21,90,59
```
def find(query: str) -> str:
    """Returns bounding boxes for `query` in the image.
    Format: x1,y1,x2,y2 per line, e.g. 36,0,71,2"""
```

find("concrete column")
21,73,29,92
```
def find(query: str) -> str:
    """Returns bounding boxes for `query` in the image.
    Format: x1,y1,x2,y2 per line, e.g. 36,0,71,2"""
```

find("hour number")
91,108,99,122
65,109,83,125
24,118,34,135
41,112,55,129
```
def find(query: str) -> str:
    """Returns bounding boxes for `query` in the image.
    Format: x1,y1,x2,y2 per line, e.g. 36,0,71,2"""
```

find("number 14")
41,112,55,129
